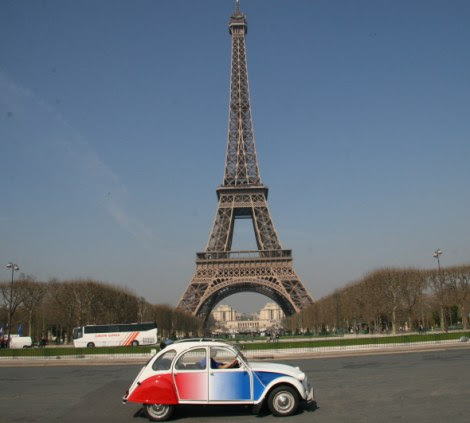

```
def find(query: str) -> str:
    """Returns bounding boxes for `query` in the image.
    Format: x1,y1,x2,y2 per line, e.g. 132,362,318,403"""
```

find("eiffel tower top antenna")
225,0,262,189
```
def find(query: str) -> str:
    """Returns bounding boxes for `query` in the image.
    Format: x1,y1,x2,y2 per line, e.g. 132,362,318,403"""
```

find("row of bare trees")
286,265,470,335
0,277,202,343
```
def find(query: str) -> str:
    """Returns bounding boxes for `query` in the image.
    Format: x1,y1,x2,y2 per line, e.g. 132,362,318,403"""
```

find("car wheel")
87,342,95,348
132,340,139,347
144,404,174,422
267,385,299,417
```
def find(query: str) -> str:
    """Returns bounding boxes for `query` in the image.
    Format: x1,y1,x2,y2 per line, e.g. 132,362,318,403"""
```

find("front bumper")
301,378,314,402
306,385,315,402
303,381,315,402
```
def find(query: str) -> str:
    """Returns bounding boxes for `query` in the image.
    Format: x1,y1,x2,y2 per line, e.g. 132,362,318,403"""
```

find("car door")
172,347,208,402
208,346,252,402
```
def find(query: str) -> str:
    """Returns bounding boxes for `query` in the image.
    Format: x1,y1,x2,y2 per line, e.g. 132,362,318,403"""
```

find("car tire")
132,340,139,347
267,385,299,417
87,342,95,348
144,404,174,422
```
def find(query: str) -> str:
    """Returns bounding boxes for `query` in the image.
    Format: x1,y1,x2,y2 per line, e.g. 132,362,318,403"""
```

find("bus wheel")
87,342,95,348
144,404,174,421
132,340,139,347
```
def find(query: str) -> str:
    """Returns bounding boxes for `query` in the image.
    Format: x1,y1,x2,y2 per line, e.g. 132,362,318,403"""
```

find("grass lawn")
0,331,468,357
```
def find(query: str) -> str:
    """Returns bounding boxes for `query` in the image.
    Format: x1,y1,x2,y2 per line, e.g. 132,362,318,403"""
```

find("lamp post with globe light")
5,262,20,348
433,249,445,331
433,249,442,272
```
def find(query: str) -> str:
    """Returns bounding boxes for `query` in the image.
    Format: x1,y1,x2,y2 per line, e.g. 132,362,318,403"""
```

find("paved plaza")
0,347,469,422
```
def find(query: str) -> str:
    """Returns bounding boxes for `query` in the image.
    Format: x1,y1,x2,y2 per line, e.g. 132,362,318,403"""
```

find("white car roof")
162,339,236,353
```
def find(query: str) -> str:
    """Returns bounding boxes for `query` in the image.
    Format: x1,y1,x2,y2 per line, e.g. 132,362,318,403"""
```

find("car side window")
210,347,239,369
175,348,207,370
152,349,176,371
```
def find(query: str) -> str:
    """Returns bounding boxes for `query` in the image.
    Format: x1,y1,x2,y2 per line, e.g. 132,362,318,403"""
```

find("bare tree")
285,267,430,335
46,279,80,341
0,276,30,338
400,269,427,330
446,265,470,329
20,277,48,337
150,304,174,339
138,297,147,323
360,274,388,332
375,268,409,334
428,269,451,331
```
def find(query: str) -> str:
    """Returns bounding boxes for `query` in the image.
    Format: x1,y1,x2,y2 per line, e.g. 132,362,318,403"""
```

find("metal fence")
0,332,468,362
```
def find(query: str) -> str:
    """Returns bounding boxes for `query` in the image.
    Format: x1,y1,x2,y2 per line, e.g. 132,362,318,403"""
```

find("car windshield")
233,344,249,364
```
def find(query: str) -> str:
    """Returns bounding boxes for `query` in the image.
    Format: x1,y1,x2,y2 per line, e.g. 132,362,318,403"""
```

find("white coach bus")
72,322,158,348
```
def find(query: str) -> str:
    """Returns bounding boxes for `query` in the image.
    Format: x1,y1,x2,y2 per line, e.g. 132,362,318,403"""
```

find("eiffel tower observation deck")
177,3,314,321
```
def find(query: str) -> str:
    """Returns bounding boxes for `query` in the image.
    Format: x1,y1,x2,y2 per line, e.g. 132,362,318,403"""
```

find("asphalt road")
0,347,469,423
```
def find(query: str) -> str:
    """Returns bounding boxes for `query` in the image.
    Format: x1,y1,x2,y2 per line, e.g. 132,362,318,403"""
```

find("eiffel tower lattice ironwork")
177,5,314,321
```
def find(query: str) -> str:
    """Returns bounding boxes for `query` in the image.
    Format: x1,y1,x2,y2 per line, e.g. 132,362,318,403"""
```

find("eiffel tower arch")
177,4,314,323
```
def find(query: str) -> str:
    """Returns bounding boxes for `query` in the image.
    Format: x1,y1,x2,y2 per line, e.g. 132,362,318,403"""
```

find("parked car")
4,335,33,349
123,339,314,421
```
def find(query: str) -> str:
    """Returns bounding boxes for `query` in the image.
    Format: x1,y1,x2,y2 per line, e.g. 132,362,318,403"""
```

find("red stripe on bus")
126,332,139,346
122,332,133,346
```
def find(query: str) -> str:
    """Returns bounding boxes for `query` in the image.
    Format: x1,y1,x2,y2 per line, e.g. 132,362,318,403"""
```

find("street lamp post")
433,249,445,331
433,249,442,272
6,262,20,348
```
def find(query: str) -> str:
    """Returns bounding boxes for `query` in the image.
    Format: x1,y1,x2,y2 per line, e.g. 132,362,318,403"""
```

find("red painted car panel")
127,374,178,405
174,372,208,401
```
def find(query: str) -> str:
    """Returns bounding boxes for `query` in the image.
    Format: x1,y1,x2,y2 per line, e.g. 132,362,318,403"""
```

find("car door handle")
210,372,214,376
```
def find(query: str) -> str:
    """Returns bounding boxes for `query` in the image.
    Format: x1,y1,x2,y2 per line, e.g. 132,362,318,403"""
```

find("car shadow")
134,401,319,420
303,400,319,413
134,405,255,420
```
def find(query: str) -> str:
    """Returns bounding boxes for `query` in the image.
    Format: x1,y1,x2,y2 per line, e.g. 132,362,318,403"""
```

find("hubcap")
148,404,168,417
274,392,294,413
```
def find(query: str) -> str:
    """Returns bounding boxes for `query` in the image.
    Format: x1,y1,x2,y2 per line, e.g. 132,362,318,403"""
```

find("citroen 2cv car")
123,339,314,421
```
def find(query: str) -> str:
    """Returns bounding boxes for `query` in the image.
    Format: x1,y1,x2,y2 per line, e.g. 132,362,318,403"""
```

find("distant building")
212,304,238,322
259,302,285,321
211,302,285,334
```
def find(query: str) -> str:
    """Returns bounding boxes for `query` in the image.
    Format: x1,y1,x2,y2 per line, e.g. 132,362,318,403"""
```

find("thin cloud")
0,70,154,242
106,200,154,241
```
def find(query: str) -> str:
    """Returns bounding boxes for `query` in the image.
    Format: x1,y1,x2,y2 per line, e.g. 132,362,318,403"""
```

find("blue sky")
1,0,469,313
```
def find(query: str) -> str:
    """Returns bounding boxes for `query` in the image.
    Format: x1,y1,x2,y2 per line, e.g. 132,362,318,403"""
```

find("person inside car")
200,348,239,369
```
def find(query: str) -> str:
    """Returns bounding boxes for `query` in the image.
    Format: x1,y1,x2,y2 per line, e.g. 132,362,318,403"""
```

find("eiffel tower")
177,3,314,322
